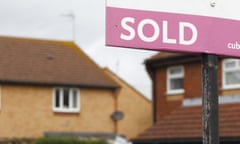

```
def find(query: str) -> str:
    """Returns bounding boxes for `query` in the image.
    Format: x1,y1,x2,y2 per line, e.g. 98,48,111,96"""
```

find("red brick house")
134,52,240,144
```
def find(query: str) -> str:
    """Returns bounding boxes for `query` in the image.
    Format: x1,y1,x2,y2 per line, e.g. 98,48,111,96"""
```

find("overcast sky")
0,0,157,99
1,0,240,99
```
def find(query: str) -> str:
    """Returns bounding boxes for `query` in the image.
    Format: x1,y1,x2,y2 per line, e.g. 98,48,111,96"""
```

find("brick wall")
104,69,152,140
154,68,182,121
184,62,202,98
153,58,234,121
0,84,115,138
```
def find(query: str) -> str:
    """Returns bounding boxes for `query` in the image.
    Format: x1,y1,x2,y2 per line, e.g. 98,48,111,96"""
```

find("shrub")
34,137,108,144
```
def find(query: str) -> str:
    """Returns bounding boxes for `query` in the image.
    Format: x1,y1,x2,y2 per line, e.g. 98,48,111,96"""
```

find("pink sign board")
106,7,240,57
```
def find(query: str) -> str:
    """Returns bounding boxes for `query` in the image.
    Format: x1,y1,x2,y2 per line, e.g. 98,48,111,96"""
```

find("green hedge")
34,137,108,144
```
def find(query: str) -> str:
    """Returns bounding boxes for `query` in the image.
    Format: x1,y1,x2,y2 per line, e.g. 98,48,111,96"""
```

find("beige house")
0,36,152,140
104,69,152,139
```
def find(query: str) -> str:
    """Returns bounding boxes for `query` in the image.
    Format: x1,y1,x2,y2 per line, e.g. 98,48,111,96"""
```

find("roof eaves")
103,68,151,102
145,53,201,70
133,137,240,144
133,138,202,144
0,80,120,90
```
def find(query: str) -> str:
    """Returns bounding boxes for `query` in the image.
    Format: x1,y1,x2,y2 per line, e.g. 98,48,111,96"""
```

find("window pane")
170,78,183,90
72,89,78,108
63,88,69,108
55,89,60,108
225,61,236,69
170,67,182,75
226,71,240,85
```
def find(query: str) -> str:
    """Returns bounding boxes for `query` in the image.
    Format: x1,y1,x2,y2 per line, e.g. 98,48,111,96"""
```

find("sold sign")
120,17,197,45
106,6,240,57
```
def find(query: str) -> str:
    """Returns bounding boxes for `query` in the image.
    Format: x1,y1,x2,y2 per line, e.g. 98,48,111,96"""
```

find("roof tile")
137,103,240,140
0,36,119,89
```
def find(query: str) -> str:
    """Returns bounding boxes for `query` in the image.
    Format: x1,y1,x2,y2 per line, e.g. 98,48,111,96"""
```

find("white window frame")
167,66,185,95
222,59,240,89
53,87,80,113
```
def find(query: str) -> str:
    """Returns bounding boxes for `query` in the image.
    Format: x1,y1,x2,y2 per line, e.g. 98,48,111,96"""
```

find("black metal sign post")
202,54,219,144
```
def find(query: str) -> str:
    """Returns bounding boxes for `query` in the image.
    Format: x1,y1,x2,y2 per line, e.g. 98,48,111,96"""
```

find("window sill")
53,109,80,113
222,85,240,90
166,89,185,96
